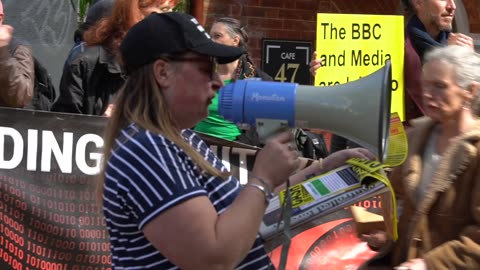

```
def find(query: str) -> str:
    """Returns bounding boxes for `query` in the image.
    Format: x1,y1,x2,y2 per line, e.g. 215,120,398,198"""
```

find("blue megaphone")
218,61,392,162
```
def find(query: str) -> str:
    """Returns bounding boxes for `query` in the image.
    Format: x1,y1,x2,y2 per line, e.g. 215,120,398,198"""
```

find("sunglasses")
167,56,218,80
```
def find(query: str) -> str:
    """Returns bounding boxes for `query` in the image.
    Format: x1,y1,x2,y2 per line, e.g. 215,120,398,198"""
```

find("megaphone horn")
218,60,392,162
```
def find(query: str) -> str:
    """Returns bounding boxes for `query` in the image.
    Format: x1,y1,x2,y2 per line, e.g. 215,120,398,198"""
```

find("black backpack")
294,128,330,160
8,40,57,111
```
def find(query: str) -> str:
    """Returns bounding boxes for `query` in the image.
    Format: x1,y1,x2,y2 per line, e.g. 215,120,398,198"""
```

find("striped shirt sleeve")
105,129,207,230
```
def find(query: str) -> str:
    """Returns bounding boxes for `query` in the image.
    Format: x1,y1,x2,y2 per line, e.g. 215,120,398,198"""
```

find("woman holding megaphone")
99,12,376,270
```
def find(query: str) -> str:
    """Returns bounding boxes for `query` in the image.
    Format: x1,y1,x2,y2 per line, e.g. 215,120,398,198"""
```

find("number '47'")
275,63,300,82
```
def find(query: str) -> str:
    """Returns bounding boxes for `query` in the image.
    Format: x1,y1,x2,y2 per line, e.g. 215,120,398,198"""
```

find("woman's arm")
143,131,299,270
143,179,273,270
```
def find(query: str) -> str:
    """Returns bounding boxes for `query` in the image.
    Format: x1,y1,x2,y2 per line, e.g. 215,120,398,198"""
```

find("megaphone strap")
277,179,293,270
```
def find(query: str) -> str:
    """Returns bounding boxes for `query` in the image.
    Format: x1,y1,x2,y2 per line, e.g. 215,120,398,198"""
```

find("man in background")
403,0,474,122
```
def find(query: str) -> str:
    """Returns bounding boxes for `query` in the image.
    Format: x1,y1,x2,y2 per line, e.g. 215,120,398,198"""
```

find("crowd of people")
2,0,480,269
52,0,178,116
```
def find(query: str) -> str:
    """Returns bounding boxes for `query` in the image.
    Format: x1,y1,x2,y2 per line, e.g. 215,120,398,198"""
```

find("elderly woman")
362,45,480,270
100,12,375,270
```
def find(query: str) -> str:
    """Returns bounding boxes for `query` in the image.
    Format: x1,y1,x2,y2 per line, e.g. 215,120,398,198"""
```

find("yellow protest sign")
315,14,405,120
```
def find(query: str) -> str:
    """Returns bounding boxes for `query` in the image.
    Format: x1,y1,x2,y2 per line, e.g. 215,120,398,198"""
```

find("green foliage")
174,0,190,13
71,0,94,23
79,0,94,22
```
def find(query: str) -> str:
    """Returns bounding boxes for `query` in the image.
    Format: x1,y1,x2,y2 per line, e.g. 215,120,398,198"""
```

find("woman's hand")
361,230,388,251
252,131,301,189
321,147,376,173
0,25,13,48
103,104,115,117
309,51,323,76
395,258,427,270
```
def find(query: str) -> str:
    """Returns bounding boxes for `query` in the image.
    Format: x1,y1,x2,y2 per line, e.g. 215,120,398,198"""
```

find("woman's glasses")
167,56,218,80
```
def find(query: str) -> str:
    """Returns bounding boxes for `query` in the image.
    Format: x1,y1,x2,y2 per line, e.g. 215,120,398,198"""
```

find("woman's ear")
462,82,479,108
233,35,240,47
153,59,171,89
466,82,479,100
470,82,479,95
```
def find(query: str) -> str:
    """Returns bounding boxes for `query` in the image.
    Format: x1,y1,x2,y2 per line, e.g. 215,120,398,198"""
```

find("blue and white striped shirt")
103,124,274,269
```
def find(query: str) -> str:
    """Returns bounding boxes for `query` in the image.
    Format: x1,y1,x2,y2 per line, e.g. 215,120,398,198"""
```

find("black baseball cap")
120,12,245,73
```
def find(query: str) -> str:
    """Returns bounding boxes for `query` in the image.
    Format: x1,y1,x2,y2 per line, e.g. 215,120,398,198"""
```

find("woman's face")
210,22,239,47
161,52,222,129
422,60,470,122
140,0,175,17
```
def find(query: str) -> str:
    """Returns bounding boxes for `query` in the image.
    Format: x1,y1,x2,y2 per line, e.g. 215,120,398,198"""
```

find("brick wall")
463,0,480,32
203,0,402,66
202,0,480,65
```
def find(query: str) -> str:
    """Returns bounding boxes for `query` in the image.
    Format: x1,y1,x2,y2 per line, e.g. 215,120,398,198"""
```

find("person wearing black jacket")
52,0,177,116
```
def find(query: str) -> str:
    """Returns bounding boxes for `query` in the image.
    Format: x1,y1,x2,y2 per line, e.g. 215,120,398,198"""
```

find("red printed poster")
0,108,382,269
0,109,110,270
269,218,378,270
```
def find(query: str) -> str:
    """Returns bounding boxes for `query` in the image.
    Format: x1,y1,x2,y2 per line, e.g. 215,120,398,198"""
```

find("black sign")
261,39,313,85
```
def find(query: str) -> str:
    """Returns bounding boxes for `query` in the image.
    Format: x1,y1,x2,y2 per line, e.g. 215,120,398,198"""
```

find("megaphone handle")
255,119,291,145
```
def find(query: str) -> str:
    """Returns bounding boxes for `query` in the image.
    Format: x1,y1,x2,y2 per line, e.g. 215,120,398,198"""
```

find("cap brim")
193,42,244,64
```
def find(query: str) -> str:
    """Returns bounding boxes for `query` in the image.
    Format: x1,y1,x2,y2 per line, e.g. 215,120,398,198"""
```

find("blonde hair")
98,61,229,202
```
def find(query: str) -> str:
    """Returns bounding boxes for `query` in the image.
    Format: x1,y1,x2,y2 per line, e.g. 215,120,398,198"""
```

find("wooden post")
190,0,204,25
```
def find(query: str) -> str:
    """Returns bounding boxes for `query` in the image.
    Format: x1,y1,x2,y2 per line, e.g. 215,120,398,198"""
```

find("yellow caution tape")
278,112,407,240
